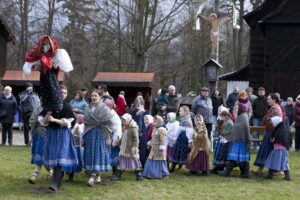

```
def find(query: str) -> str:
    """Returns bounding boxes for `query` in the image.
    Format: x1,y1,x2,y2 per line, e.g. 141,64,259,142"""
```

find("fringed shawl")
229,112,250,145
83,102,113,140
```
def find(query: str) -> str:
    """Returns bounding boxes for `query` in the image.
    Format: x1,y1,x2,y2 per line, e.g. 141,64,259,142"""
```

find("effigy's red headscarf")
25,35,59,73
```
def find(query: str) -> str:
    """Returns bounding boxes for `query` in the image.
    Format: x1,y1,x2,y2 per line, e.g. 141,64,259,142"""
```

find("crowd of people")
0,82,298,192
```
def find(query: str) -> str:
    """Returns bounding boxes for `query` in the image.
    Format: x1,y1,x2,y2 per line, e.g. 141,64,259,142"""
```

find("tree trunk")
47,0,56,35
236,0,245,68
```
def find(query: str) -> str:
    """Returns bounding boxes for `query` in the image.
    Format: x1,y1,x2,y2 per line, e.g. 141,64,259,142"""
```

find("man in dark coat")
0,86,18,146
166,85,181,114
226,85,239,113
18,82,40,146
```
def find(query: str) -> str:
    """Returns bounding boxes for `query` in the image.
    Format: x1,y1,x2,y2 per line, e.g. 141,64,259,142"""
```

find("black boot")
264,169,274,179
178,164,183,170
218,161,235,177
112,166,117,176
135,170,143,181
111,169,123,181
169,163,176,173
49,167,63,191
283,170,291,181
240,162,250,179
66,172,74,182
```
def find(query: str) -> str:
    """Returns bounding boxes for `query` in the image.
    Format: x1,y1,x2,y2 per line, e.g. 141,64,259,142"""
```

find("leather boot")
111,169,123,181
135,170,143,181
169,163,176,173
283,170,291,181
218,161,235,177
264,169,274,179
49,167,63,191
240,162,250,179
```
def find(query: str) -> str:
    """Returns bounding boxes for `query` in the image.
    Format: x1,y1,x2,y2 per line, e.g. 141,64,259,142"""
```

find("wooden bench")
249,126,266,142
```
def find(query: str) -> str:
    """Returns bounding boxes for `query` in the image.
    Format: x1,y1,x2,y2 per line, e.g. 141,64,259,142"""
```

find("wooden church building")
220,0,300,99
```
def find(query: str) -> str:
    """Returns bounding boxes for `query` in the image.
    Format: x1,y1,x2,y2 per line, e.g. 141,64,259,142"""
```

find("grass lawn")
0,146,299,200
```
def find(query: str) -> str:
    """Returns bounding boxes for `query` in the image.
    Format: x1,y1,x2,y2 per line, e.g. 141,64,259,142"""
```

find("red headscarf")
25,35,59,73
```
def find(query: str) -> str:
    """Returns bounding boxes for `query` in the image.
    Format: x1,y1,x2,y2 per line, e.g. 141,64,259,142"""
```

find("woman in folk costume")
23,35,73,112
252,93,283,175
211,109,233,174
143,115,169,179
170,106,194,172
63,114,85,182
166,112,179,164
112,113,143,181
186,115,210,176
219,103,251,178
83,90,113,187
139,114,155,168
43,85,78,192
264,116,291,181
103,99,122,176
28,105,53,184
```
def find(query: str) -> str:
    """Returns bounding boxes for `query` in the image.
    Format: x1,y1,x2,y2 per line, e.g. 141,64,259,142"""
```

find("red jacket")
116,95,126,116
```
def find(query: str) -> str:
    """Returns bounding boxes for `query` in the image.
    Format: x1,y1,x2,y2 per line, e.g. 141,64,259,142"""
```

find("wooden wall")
0,34,7,77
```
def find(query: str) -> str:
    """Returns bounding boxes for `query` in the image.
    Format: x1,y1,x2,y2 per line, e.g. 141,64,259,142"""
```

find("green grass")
0,146,300,200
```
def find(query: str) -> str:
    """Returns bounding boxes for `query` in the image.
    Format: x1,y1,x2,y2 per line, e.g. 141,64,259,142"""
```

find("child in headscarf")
139,115,155,168
170,106,194,172
211,110,233,174
28,105,53,184
186,115,210,176
166,112,179,165
63,114,84,182
219,103,251,178
112,113,143,181
264,116,290,181
143,115,169,179
104,99,122,177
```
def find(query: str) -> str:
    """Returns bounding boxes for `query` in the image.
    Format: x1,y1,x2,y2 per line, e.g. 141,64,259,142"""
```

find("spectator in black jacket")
252,87,268,150
0,86,18,146
226,85,239,113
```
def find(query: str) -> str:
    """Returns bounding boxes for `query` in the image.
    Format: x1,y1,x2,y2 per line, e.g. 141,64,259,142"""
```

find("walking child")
186,115,210,176
143,115,169,179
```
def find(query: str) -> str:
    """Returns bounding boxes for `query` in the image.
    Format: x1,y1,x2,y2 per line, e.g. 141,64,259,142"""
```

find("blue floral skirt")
44,127,78,168
83,128,111,173
62,146,83,173
110,146,120,167
172,131,189,164
214,142,231,167
143,160,169,179
264,149,289,171
31,133,44,165
254,131,273,168
227,141,250,163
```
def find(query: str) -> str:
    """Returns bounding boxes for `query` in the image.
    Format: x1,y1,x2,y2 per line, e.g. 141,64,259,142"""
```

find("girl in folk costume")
63,114,85,182
139,115,155,168
219,103,251,178
170,106,194,172
143,115,169,179
43,85,78,191
28,105,53,184
103,99,122,176
264,116,291,181
252,93,283,175
23,35,73,112
166,112,179,164
186,115,210,176
83,90,113,187
112,113,143,181
211,109,233,174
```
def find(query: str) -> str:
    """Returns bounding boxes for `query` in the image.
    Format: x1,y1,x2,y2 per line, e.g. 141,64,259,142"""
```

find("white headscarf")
121,113,132,123
167,112,177,123
144,115,153,126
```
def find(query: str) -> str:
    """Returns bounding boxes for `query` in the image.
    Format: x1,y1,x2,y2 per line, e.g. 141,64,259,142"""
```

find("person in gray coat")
191,87,213,140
